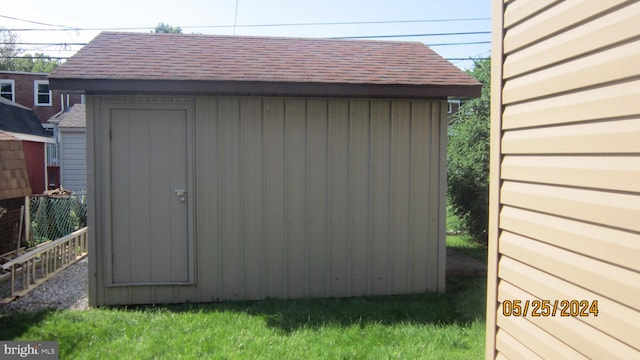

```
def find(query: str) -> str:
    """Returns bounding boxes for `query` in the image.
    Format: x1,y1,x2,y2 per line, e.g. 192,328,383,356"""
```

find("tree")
0,27,21,71
153,22,183,34
447,58,491,244
0,28,60,72
16,53,61,72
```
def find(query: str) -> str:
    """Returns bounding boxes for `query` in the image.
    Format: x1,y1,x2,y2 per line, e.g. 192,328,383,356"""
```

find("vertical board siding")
200,97,444,300
195,97,218,302
93,96,445,305
262,99,286,299
489,0,640,358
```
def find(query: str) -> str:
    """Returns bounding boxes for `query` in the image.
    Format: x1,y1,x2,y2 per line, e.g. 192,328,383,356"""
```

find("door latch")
174,189,188,202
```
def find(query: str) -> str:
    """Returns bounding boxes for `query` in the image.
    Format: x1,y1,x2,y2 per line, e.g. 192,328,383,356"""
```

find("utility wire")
331,31,490,39
2,17,490,32
8,40,490,47
0,14,77,30
3,55,490,61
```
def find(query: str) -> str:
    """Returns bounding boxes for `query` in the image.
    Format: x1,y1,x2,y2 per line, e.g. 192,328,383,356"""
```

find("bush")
447,58,490,244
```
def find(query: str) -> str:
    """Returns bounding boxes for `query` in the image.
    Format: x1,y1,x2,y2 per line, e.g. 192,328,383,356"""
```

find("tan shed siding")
191,97,445,301
489,0,640,358
91,96,446,305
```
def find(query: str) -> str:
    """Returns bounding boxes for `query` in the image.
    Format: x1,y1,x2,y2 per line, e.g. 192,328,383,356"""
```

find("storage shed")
0,130,31,255
50,32,480,306
487,1,639,358
0,97,54,194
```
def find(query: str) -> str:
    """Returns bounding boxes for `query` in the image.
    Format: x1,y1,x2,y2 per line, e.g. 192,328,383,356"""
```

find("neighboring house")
50,32,481,306
487,1,639,359
49,104,86,191
0,71,83,124
0,97,54,194
0,130,32,254
0,71,83,190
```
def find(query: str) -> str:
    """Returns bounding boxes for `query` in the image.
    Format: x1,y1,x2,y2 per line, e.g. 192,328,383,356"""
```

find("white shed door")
109,108,191,284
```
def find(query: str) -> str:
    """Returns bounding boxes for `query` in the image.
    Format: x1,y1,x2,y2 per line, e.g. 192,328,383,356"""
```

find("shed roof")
0,97,51,139
53,104,86,128
0,130,31,200
49,32,481,98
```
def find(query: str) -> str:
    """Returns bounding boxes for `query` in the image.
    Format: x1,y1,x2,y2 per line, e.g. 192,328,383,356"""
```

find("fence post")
24,196,31,245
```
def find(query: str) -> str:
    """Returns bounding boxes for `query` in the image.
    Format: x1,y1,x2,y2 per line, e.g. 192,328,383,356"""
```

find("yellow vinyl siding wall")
487,0,640,358
87,95,448,305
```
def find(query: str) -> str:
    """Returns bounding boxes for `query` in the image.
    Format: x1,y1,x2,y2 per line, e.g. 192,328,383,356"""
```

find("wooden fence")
1,227,88,303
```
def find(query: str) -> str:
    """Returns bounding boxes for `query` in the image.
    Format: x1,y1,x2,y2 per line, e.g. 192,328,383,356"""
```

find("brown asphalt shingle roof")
50,32,481,97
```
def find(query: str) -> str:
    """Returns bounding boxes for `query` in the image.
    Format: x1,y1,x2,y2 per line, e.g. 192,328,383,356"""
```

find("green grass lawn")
0,275,486,359
445,205,488,263
0,209,487,359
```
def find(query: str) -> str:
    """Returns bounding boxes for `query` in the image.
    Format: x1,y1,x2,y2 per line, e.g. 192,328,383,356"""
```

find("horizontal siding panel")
503,39,640,103
503,0,560,29
500,231,640,310
501,181,640,232
498,281,639,359
501,156,640,192
502,79,640,129
496,311,588,359
499,256,640,349
495,329,543,360
500,206,640,272
502,118,640,154
504,2,640,78
503,0,629,53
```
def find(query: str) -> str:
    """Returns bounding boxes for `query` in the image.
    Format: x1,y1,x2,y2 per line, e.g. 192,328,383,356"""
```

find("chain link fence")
29,190,87,248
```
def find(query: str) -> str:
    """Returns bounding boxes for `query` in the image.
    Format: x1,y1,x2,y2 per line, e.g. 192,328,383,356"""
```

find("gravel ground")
0,257,89,314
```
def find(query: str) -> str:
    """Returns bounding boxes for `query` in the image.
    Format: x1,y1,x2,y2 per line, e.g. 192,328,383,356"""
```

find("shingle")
57,104,86,128
50,32,480,87
0,131,31,200
0,97,51,137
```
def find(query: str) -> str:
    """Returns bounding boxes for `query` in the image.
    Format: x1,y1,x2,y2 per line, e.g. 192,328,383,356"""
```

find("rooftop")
50,32,481,98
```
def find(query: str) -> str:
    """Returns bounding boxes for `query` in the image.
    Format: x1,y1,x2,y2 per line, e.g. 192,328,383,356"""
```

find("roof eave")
49,79,481,99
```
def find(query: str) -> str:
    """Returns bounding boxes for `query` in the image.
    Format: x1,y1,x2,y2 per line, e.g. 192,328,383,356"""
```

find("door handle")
174,189,188,202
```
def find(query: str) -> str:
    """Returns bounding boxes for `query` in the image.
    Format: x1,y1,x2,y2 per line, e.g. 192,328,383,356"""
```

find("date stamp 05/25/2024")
501,299,599,317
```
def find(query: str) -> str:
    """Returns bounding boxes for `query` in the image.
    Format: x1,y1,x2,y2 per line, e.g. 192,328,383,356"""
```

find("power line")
2,55,490,61
0,14,77,30
8,40,490,47
2,17,490,32
331,31,490,39
9,43,87,46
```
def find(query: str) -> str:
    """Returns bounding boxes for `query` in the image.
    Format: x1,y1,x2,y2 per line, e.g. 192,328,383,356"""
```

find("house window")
0,79,15,102
34,80,52,106
447,99,461,114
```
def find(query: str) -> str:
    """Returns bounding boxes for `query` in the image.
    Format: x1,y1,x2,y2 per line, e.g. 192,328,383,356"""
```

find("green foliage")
152,22,183,34
0,278,486,359
15,53,60,73
0,28,60,72
0,27,20,71
447,58,491,244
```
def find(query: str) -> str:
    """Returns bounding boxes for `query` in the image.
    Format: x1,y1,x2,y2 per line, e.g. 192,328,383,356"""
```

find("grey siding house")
50,32,480,306
54,104,87,191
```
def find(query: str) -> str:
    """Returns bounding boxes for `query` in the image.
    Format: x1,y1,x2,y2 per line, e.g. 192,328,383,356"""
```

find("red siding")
22,140,45,194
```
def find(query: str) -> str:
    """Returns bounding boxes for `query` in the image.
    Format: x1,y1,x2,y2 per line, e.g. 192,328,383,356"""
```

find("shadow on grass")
0,277,486,338
139,276,486,333
0,309,53,339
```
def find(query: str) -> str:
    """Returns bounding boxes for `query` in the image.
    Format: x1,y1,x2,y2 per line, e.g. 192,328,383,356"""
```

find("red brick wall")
0,72,83,123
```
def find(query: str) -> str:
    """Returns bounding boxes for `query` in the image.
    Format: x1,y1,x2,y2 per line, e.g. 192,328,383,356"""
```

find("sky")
2,0,491,70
